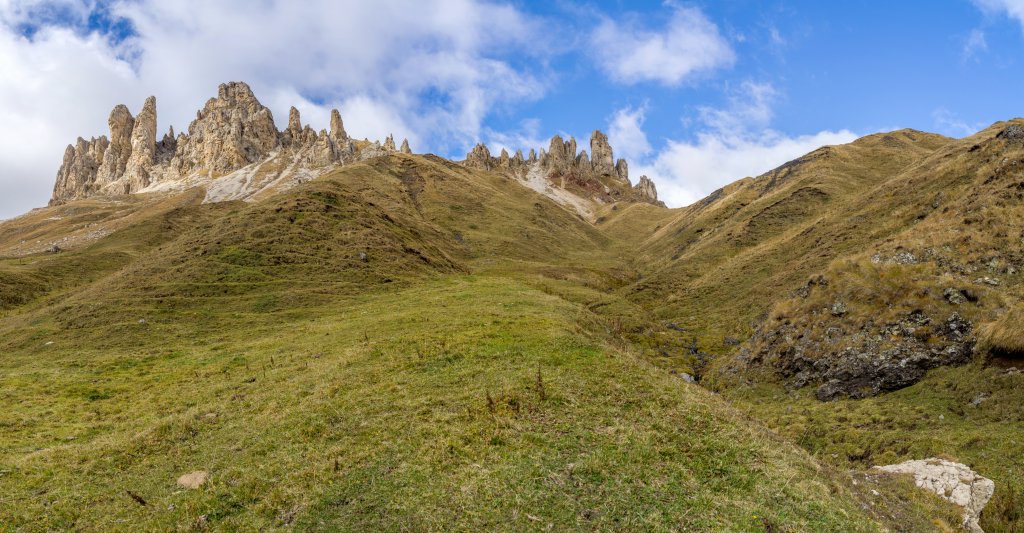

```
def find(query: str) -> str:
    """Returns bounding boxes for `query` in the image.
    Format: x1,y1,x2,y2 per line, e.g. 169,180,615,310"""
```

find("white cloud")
971,0,1024,28
636,130,858,207
0,0,547,219
590,5,735,86
962,28,988,61
632,82,858,207
607,105,652,162
932,107,984,138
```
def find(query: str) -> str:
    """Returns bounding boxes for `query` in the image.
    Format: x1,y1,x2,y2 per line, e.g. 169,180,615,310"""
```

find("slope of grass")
725,362,1024,531
0,275,914,531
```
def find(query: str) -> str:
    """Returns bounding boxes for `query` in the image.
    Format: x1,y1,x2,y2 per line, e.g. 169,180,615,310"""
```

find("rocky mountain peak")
460,129,662,209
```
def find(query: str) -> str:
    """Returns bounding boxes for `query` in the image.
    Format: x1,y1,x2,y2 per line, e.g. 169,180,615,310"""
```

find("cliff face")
49,81,661,213
462,129,663,208
49,82,406,206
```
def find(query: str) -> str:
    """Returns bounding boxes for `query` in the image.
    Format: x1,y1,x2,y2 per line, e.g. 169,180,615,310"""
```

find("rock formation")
875,459,994,533
330,109,347,140
460,130,664,207
465,143,492,170
170,82,280,175
49,81,665,211
124,96,157,191
50,81,407,206
95,104,135,187
634,176,658,203
51,136,108,203
590,130,615,176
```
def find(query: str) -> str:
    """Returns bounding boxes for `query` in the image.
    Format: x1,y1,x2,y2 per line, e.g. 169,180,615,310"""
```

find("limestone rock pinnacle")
124,96,158,191
330,109,347,140
634,175,658,203
589,130,615,176
170,81,279,174
465,143,492,170
95,104,135,186
400,138,411,154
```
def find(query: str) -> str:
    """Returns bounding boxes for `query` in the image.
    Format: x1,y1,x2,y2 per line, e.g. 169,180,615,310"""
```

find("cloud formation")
590,5,735,86
622,82,857,207
0,0,547,218
971,0,1024,28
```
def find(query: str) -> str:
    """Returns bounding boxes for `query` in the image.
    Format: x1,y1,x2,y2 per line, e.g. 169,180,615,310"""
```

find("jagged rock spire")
634,175,658,202
384,134,396,152
330,109,347,139
287,107,302,133
590,130,615,176
465,143,492,170
124,96,157,191
95,104,135,186
400,138,412,154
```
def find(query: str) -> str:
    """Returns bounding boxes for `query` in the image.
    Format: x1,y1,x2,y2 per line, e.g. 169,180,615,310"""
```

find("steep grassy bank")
0,275,933,531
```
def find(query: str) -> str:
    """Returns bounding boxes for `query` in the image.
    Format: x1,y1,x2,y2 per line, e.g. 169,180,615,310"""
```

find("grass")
725,362,1024,531
4,126,1024,531
0,275,897,531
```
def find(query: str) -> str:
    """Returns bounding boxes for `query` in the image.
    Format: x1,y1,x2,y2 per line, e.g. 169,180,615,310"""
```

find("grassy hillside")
1,270,951,530
2,136,1015,529
615,129,955,351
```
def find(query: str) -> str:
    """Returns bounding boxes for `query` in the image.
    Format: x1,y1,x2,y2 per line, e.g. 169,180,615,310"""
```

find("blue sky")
0,0,1022,219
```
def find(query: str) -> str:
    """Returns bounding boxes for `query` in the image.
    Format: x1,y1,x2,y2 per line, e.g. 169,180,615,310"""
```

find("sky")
1,0,1023,219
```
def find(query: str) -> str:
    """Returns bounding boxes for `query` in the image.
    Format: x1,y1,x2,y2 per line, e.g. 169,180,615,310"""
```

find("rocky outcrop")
634,176,658,203
50,136,108,204
330,109,347,140
464,143,492,170
50,82,412,205
590,130,615,176
740,288,977,401
50,81,663,212
124,96,157,191
170,82,280,175
875,459,994,533
95,104,135,188
460,130,664,207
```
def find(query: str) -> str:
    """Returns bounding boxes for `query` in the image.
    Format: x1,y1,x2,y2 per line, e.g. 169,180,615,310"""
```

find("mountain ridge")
3,85,1023,529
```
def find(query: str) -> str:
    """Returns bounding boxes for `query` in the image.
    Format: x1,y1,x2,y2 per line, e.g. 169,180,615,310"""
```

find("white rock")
176,470,209,490
874,458,994,533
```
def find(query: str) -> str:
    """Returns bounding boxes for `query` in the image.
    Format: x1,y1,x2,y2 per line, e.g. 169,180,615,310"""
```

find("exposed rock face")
95,104,135,187
875,459,994,533
615,159,629,184
590,130,615,176
51,81,405,206
171,81,280,175
465,143,492,170
51,82,663,213
50,136,108,204
634,176,658,203
330,109,347,140
460,130,664,208
743,301,976,401
124,96,157,191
